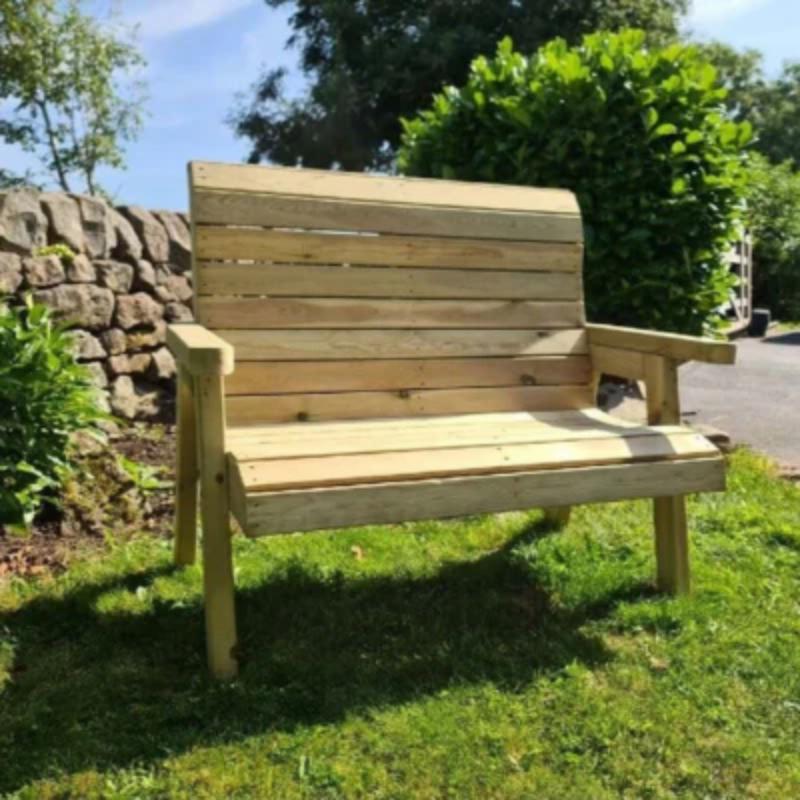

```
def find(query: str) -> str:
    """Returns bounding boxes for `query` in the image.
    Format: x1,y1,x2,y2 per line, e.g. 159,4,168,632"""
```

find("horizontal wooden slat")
191,162,580,216
235,457,725,536
225,385,593,425
226,408,639,441
228,417,692,462
193,191,582,243
590,344,647,380
198,297,582,330
195,227,582,272
217,329,587,361
234,431,717,492
225,356,591,395
197,263,578,300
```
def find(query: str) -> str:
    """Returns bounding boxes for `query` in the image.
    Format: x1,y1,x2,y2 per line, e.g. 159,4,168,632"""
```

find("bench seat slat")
196,263,578,300
194,227,582,272
233,431,717,492
197,298,582,330
229,416,690,462
233,458,725,536
225,356,591,395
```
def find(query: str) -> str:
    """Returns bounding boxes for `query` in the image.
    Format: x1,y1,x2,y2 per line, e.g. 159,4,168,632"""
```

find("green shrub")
399,30,752,334
0,298,105,528
745,152,800,319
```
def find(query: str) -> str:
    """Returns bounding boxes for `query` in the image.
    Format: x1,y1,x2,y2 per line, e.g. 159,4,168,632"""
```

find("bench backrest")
189,161,591,426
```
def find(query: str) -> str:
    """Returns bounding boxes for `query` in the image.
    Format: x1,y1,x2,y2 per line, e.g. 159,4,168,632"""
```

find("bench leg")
653,496,690,595
196,373,238,680
174,366,198,566
542,506,572,529
644,355,690,595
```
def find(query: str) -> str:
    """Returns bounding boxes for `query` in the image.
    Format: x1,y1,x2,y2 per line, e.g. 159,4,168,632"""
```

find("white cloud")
688,0,770,25
125,0,258,40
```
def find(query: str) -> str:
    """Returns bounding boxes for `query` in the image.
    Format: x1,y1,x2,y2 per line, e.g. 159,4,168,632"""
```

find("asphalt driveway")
680,330,800,468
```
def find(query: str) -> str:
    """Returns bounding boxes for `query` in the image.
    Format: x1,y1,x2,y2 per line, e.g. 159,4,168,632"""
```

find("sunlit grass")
2,449,799,798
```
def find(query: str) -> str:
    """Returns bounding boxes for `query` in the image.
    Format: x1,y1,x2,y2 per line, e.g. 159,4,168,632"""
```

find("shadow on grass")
0,524,647,793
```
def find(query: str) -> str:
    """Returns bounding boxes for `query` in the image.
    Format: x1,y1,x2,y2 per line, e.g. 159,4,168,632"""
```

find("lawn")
1,449,800,799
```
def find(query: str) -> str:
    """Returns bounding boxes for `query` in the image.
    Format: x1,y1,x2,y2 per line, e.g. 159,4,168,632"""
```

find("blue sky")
4,0,798,210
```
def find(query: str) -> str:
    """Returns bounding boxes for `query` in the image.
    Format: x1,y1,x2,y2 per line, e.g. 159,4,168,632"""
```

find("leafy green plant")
117,456,171,492
745,152,800,319
399,30,753,334
0,297,105,528
34,243,75,265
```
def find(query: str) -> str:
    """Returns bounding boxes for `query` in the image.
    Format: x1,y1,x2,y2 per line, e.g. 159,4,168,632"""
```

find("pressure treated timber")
216,328,587,362
224,356,592,396
173,366,198,565
234,457,725,537
225,385,593,425
192,191,582,242
646,355,691,594
195,227,583,272
232,430,718,492
194,372,238,678
197,297,583,330
587,324,736,365
196,263,579,300
226,416,691,462
191,161,581,216
167,324,234,376
589,344,647,381
225,408,644,444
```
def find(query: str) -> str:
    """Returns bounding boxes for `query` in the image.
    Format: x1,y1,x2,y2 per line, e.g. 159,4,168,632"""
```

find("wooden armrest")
586,323,736,365
167,323,234,376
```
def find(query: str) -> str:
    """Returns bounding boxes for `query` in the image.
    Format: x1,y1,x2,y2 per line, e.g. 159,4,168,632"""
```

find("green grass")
2,449,800,798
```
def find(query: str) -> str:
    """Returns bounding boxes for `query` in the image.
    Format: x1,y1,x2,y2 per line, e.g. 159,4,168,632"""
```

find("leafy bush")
0,298,105,527
745,152,800,319
399,30,752,334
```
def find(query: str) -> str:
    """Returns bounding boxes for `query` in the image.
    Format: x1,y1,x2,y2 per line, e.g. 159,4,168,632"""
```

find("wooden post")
542,506,572,528
195,372,238,679
645,355,690,594
174,365,198,566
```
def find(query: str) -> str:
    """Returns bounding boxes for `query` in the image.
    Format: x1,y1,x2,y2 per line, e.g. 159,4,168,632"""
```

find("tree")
0,0,146,195
753,63,800,168
695,41,764,122
745,153,800,318
697,43,800,168
399,32,752,335
231,0,688,171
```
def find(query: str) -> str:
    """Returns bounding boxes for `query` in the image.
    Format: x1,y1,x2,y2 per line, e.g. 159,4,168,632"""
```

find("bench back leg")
174,365,198,566
542,506,572,529
196,372,239,679
646,356,690,595
653,496,690,594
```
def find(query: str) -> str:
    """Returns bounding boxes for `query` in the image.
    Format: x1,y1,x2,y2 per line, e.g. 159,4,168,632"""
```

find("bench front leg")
166,323,239,678
196,372,239,679
645,355,690,594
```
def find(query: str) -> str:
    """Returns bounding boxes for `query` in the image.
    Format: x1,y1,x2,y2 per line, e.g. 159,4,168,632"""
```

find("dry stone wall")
0,187,195,420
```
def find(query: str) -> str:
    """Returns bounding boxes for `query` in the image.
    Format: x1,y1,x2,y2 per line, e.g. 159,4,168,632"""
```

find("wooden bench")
167,161,736,679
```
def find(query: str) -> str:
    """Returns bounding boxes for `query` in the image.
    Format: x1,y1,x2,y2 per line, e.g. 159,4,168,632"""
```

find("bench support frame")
168,294,733,680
